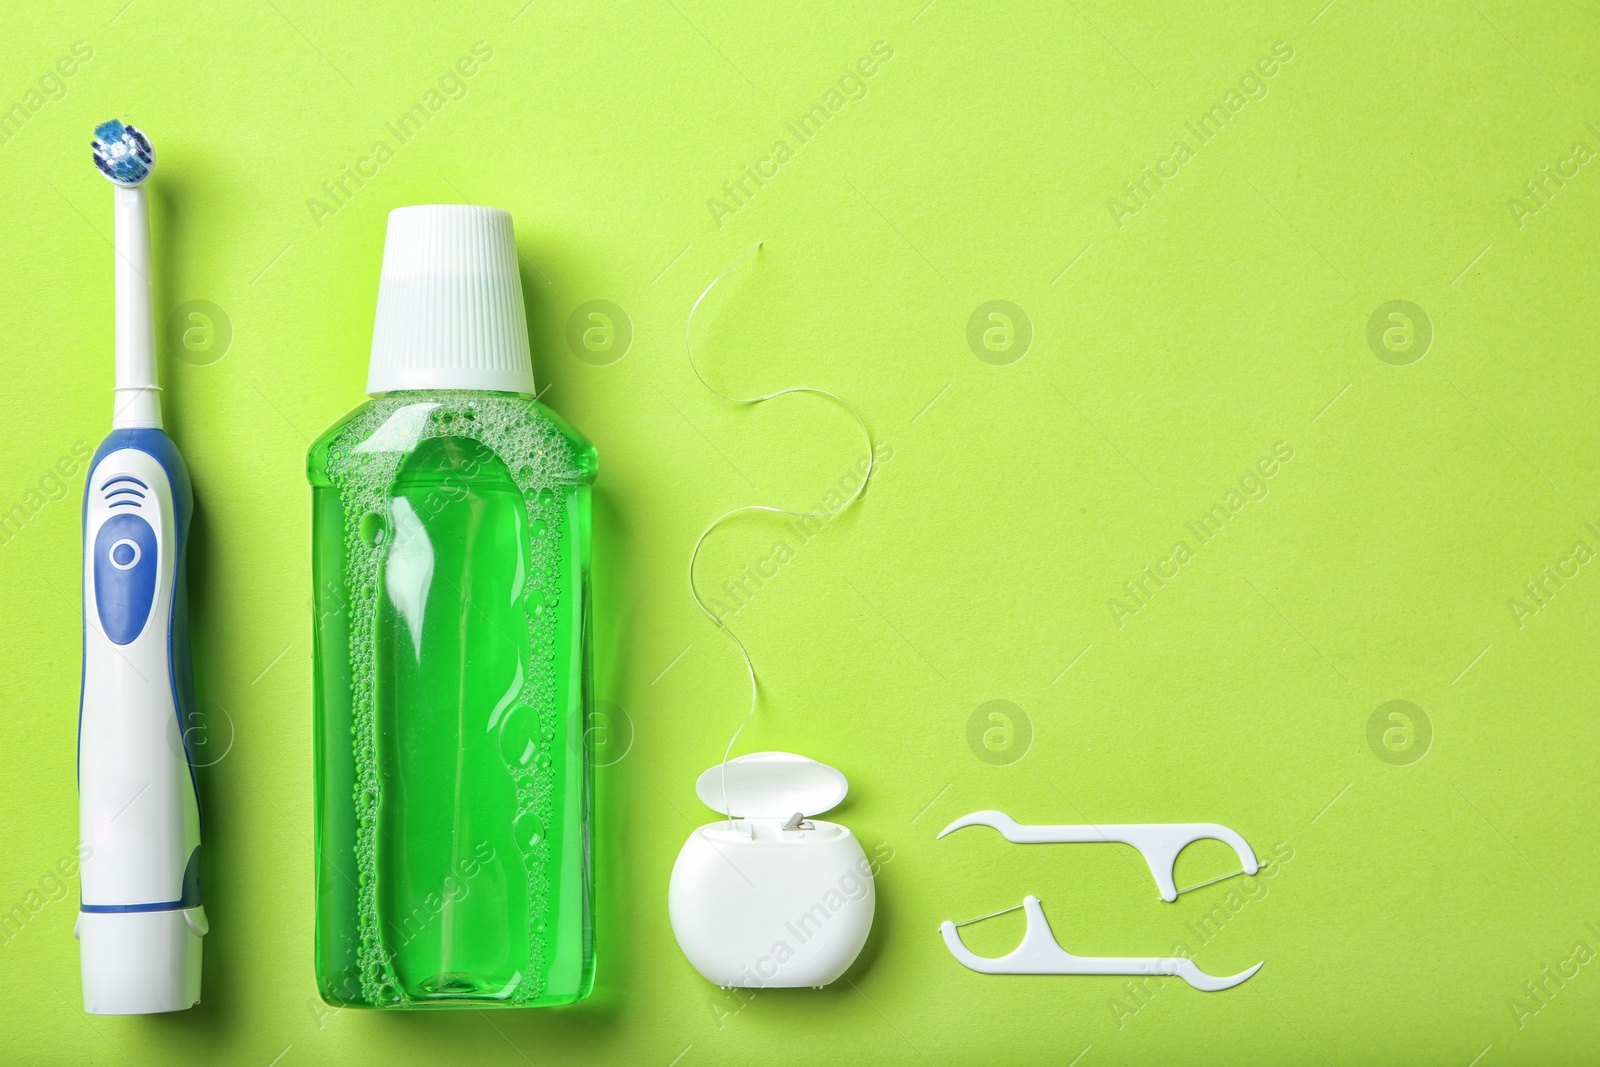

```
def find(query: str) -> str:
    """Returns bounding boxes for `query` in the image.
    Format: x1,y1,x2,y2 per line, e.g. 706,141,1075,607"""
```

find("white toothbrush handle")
77,433,204,1014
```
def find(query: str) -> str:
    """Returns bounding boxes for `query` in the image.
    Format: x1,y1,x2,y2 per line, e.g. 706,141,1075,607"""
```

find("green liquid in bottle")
309,391,596,1008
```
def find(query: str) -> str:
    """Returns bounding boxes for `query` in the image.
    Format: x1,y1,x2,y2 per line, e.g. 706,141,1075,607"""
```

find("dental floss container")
668,752,875,989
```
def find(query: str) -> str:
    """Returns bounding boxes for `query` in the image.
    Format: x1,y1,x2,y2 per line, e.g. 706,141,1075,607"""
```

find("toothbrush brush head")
91,120,154,185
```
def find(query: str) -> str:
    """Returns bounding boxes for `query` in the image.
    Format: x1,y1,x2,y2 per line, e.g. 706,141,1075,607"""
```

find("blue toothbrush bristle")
91,120,154,185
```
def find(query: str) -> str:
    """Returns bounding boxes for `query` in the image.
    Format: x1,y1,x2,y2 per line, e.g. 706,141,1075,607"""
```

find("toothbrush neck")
112,182,162,430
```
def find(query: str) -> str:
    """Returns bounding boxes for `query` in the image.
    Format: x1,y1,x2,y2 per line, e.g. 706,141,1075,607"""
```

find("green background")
2,0,1597,1062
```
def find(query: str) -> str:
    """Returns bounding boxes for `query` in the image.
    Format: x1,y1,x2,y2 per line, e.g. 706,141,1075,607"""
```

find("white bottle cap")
367,204,537,396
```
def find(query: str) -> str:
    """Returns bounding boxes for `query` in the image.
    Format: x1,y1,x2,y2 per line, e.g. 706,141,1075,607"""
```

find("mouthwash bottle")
308,205,596,1008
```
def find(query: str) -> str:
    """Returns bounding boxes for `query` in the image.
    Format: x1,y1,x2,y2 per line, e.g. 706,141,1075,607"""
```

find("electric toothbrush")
76,120,206,1014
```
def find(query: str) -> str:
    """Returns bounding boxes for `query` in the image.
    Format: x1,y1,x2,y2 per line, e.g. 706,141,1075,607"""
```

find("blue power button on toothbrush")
93,511,158,645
